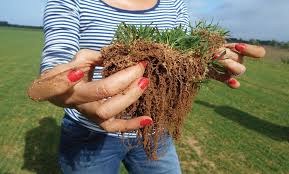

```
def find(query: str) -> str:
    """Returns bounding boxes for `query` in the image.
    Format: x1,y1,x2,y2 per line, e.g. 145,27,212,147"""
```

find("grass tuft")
114,21,229,53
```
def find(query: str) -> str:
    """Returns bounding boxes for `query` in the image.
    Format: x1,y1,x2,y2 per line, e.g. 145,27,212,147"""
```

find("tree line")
0,21,42,30
228,38,289,49
1,21,288,49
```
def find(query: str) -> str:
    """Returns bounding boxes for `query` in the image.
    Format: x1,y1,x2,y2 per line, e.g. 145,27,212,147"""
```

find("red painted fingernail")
140,61,148,68
140,119,153,127
235,43,246,53
228,78,237,86
138,78,150,90
67,69,84,82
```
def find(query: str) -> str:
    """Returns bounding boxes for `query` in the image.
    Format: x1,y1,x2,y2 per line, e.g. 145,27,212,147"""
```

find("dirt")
101,32,225,159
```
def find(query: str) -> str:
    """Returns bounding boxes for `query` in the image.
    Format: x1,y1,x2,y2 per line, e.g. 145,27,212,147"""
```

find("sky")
0,0,288,41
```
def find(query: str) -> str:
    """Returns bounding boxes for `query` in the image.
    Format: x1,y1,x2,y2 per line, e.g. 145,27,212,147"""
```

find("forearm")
40,0,81,73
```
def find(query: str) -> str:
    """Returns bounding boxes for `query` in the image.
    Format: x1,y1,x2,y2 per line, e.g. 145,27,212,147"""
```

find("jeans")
59,115,181,174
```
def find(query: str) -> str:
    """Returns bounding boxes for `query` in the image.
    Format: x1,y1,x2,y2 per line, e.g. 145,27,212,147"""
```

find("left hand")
209,43,266,88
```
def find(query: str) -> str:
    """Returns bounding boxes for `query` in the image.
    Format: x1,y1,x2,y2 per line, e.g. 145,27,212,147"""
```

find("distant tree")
0,21,43,30
0,21,9,26
270,40,279,47
284,42,289,49
249,39,260,45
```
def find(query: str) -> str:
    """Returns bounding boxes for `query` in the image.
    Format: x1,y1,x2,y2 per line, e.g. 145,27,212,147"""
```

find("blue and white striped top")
41,0,189,137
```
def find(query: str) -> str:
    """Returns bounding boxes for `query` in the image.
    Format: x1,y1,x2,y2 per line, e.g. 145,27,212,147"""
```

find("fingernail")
140,61,148,68
138,77,150,90
228,78,237,86
140,119,153,127
67,69,84,82
235,43,246,53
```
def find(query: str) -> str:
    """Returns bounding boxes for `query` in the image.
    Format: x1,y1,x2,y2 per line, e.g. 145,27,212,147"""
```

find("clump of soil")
101,22,226,159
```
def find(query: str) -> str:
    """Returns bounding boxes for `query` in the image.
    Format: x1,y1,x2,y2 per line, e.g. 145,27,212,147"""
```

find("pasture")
0,27,288,174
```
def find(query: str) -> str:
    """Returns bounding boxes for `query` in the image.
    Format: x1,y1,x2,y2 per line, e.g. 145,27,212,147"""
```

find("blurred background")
0,0,288,173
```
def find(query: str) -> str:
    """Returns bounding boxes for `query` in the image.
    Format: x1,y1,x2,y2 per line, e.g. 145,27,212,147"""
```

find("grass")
113,21,227,53
0,27,288,174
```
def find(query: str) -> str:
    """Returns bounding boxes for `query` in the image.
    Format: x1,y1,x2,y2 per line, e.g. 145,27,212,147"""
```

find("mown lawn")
0,27,288,174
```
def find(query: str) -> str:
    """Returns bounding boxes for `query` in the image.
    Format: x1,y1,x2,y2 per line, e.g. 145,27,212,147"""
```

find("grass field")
0,27,288,174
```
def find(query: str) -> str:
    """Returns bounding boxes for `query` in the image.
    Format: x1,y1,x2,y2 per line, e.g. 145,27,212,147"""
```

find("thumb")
73,49,103,66
72,49,103,82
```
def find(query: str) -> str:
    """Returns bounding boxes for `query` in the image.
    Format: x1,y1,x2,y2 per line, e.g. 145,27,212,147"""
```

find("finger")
76,77,149,119
99,117,153,132
225,43,266,58
73,62,147,103
226,77,240,89
27,65,90,101
208,69,240,89
214,48,244,64
95,77,149,119
218,58,246,76
28,49,102,101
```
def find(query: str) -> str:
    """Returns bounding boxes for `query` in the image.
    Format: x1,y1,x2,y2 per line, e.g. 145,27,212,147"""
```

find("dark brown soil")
101,35,224,159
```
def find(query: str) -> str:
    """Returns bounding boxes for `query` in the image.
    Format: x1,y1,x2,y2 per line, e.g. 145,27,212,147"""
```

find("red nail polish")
140,61,148,68
138,78,150,90
140,119,153,127
228,78,237,86
67,69,84,82
235,43,246,53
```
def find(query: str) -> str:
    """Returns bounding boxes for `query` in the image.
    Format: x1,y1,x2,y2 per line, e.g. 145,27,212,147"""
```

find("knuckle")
96,83,113,97
53,78,70,95
100,122,114,132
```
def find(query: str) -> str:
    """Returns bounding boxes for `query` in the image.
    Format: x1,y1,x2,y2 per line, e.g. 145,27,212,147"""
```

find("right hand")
27,49,152,132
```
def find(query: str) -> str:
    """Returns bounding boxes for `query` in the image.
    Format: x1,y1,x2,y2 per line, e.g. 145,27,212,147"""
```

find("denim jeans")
59,115,181,174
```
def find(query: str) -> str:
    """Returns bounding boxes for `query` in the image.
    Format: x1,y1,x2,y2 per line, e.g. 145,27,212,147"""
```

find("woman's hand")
210,43,266,88
27,49,152,132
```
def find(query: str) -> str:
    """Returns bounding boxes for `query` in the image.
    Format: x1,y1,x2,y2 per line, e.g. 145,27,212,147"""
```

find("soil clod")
101,22,227,159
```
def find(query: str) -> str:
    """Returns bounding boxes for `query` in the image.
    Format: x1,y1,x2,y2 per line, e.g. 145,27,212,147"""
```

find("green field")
0,27,288,174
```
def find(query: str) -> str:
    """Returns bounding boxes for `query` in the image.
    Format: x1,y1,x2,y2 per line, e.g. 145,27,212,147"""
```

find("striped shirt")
41,0,189,137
